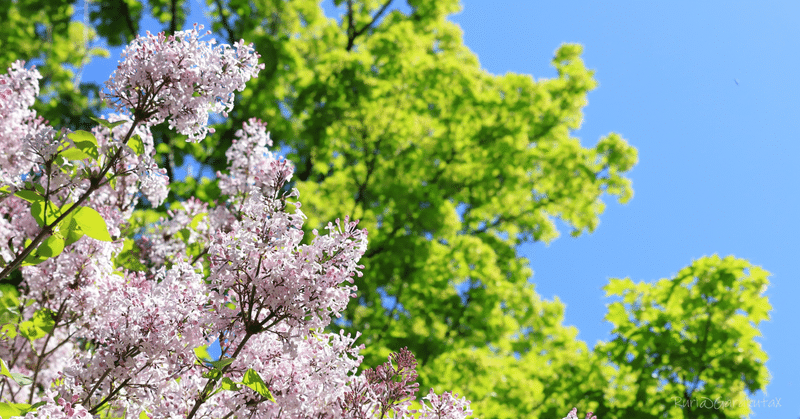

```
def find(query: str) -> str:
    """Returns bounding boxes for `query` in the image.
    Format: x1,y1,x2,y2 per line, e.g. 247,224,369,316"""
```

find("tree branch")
213,0,237,44
169,0,179,33
346,0,393,51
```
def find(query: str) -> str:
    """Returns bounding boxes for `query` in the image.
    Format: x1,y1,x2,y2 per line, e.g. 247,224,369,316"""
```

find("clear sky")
80,1,798,417
447,1,799,417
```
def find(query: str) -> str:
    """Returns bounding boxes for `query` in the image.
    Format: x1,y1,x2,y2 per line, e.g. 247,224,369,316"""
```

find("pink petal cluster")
102,25,264,141
217,117,277,196
0,32,478,417
417,389,474,419
0,61,49,186
22,391,91,418
342,348,472,419
562,407,598,419
90,114,169,207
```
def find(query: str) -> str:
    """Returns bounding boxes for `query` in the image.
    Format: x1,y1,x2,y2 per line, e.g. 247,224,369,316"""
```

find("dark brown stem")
27,299,69,404
346,0,393,51
169,0,179,33
213,0,237,44
88,377,132,415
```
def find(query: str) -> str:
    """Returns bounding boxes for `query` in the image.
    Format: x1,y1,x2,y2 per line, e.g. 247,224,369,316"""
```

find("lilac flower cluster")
0,61,48,186
563,407,598,419
102,24,264,142
342,348,472,418
0,28,478,419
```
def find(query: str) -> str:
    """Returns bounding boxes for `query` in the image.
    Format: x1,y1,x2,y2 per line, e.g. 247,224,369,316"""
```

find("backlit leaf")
73,206,112,242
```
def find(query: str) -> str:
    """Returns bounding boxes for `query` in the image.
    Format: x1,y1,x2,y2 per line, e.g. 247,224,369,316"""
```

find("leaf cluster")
598,255,771,418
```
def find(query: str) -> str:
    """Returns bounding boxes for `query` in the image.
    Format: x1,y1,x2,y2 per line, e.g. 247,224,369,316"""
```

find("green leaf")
605,277,634,297
220,377,240,391
139,411,150,419
208,357,235,370
21,253,48,267
13,190,43,203
202,369,222,380
59,211,85,247
113,238,147,271
19,308,54,342
29,201,45,227
190,213,207,229
1,324,17,339
73,206,112,242
242,368,275,402
59,147,91,161
35,234,64,258
29,401,46,411
68,130,98,148
605,302,628,328
177,228,191,242
90,117,127,130
0,284,20,325
128,134,145,156
29,200,61,228
0,401,31,418
75,133,100,159
194,345,212,362
0,359,33,386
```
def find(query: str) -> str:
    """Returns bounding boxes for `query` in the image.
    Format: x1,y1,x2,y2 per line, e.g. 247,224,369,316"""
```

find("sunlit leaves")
0,401,34,418
72,206,113,242
242,368,276,402
194,5,633,416
128,134,145,156
66,130,100,161
598,255,771,418
19,309,55,342
0,359,32,386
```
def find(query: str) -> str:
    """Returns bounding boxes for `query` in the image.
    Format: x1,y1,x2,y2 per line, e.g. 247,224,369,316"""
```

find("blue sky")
79,1,798,417
447,1,799,417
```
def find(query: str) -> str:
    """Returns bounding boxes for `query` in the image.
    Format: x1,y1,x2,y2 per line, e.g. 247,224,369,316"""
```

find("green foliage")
0,0,107,129
4,1,773,418
597,255,771,418
59,0,637,416
66,130,100,160
242,368,276,402
0,400,36,418
88,0,144,46
128,134,146,156
71,206,113,242
178,2,637,416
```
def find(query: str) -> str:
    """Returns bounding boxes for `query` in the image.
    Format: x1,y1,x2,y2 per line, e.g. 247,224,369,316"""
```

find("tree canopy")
1,0,771,418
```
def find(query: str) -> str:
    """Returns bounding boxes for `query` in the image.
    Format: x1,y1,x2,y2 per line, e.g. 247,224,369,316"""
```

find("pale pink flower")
562,407,598,419
22,391,91,418
0,60,49,186
416,389,473,419
102,25,264,141
0,39,475,417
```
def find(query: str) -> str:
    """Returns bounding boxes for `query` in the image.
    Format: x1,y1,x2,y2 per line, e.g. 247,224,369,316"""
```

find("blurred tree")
597,255,771,419
0,0,106,128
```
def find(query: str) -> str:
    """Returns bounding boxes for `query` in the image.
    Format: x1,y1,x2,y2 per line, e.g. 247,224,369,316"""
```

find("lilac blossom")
0,61,49,186
562,407,598,419
102,25,264,141
0,31,483,417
